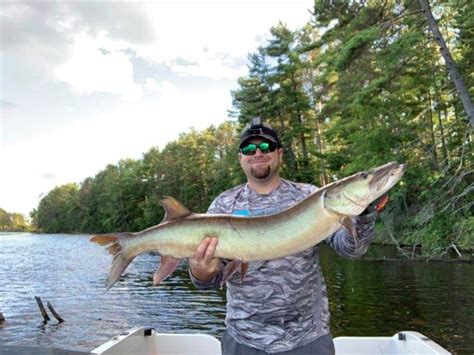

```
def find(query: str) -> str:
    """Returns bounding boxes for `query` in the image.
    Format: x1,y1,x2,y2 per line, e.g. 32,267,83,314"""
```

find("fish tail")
90,233,134,291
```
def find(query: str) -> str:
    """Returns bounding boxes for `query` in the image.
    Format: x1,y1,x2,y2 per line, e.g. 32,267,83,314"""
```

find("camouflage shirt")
190,179,377,353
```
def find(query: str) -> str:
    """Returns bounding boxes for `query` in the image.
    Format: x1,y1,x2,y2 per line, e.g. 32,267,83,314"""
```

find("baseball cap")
239,117,282,149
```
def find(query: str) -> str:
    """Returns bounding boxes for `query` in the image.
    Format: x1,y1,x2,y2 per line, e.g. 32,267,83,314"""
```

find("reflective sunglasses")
240,141,277,155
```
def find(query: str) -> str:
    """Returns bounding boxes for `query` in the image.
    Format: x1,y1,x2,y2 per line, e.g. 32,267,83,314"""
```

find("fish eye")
361,172,368,179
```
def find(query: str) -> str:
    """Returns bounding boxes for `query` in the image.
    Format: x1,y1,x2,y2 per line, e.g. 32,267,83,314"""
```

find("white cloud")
172,57,247,80
144,79,178,96
144,78,160,91
133,1,313,80
2,0,315,216
54,33,142,99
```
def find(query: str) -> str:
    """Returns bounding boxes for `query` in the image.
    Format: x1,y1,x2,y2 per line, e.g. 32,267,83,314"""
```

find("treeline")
32,123,243,234
0,208,30,232
33,0,473,256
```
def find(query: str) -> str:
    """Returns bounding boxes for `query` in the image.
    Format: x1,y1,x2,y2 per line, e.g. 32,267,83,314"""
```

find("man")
189,117,382,355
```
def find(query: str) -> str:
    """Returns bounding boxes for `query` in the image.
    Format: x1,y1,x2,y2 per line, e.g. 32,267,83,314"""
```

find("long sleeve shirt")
189,179,377,353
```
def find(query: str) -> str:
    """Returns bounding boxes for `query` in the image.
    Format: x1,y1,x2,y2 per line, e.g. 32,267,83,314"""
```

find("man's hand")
189,237,221,282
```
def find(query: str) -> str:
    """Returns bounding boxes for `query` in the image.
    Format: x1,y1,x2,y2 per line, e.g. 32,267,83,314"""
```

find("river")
0,233,472,354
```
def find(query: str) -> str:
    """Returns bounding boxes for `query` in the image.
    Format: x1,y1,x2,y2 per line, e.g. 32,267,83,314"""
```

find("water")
0,233,472,354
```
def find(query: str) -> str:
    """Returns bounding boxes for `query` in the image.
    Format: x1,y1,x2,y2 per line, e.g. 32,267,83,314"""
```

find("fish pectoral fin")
220,259,243,288
160,196,192,222
153,255,182,285
341,216,358,242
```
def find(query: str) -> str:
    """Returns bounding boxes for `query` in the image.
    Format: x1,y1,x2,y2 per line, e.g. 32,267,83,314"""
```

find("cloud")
130,1,313,80
144,79,178,95
0,2,154,52
171,58,199,67
1,2,155,92
54,33,142,99
2,1,313,91
64,2,156,45
0,2,72,66
0,100,16,110
38,172,57,180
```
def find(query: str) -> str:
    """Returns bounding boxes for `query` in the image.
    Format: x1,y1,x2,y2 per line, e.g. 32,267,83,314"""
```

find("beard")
250,165,271,180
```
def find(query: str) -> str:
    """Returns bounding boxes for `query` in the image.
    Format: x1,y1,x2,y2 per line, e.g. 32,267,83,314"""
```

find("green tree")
34,184,80,233
0,208,29,231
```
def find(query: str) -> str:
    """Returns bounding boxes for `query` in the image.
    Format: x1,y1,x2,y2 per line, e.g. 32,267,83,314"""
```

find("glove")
374,194,389,212
352,194,388,243
361,193,389,216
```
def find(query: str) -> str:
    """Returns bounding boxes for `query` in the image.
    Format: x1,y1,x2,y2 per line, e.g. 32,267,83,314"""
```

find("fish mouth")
370,161,406,193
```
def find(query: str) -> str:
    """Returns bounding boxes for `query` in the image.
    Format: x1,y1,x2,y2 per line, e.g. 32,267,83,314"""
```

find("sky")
0,0,314,217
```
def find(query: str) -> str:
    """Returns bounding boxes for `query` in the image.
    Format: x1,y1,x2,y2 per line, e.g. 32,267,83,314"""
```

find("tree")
34,184,80,233
418,0,474,126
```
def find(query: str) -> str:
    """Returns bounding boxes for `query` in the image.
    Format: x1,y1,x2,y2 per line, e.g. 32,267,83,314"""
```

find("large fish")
91,161,405,290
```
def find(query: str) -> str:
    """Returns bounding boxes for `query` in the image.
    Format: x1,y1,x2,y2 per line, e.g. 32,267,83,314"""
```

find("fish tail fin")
90,233,134,291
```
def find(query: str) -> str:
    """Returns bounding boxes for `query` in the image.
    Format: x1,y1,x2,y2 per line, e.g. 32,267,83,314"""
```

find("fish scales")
124,195,329,261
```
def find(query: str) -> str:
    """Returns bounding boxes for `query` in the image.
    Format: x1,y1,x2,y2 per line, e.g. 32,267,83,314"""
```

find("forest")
0,208,30,232
30,0,473,257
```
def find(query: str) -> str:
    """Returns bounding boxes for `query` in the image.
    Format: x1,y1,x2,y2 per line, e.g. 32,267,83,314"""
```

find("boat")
91,326,452,354
334,331,451,354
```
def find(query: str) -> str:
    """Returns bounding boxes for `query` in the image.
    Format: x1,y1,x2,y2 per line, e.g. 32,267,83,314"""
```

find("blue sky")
0,0,314,216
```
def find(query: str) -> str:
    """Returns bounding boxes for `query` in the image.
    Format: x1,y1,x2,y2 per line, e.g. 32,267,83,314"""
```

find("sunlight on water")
0,233,472,353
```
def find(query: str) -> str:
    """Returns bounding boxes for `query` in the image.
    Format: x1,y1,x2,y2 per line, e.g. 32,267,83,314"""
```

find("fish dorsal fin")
160,196,192,222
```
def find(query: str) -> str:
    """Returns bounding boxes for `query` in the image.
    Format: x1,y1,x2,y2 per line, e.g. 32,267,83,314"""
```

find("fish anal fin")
153,255,182,285
220,259,242,288
160,196,192,222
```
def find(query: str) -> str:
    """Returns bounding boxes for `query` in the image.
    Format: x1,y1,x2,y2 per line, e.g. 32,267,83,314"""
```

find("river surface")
0,233,472,354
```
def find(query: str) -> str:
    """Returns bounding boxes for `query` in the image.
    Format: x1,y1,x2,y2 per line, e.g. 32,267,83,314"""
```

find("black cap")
239,117,282,149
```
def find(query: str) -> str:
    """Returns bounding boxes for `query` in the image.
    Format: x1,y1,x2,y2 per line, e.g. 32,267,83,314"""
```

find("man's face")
239,138,283,182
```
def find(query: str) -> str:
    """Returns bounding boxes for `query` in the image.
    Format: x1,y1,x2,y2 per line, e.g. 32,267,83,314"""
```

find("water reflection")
321,246,473,354
0,233,472,354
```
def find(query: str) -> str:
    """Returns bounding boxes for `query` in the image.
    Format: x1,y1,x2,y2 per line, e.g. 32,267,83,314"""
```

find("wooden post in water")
47,301,64,323
34,296,50,323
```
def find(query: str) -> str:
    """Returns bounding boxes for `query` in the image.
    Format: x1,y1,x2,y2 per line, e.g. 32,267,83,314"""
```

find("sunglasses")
240,141,277,155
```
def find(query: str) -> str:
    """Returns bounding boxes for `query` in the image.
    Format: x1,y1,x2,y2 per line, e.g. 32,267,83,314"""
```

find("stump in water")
34,296,50,323
47,301,64,323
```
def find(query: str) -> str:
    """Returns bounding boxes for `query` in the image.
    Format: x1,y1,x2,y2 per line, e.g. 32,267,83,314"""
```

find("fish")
91,161,406,290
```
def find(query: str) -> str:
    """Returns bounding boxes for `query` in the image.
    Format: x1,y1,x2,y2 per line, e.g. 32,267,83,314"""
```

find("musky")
0,1,313,217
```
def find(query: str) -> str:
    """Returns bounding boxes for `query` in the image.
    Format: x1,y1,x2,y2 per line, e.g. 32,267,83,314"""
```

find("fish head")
324,161,406,216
